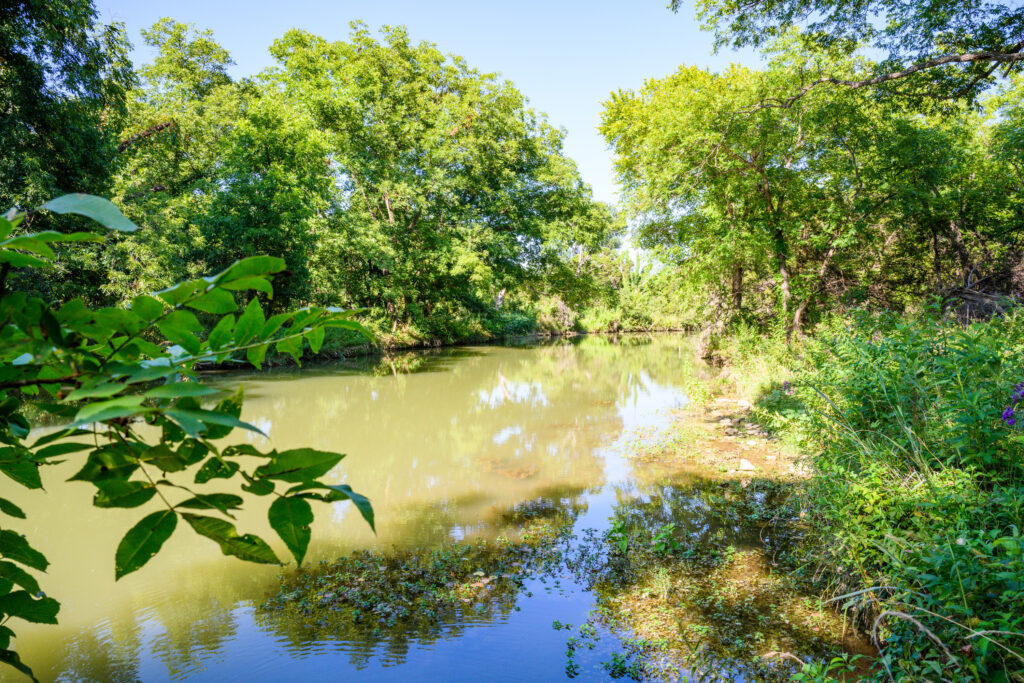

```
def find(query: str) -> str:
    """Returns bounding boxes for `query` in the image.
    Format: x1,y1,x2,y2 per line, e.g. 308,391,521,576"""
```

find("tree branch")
755,44,1024,111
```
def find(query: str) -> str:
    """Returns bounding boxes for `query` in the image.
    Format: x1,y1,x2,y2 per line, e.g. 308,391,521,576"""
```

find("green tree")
268,23,613,337
0,0,135,304
677,0,1024,102
110,20,330,310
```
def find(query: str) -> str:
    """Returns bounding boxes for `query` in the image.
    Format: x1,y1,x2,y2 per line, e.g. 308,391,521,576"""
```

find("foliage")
602,42,1024,339
0,1,135,305
102,20,620,345
683,0,1024,101
0,194,374,679
755,311,1024,680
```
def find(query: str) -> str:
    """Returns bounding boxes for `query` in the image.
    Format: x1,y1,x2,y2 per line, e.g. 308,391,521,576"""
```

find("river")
7,334,849,682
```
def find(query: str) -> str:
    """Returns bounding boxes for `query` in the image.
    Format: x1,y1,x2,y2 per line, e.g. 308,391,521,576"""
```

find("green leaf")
0,451,41,489
0,561,39,594
0,646,37,681
64,381,126,401
40,194,138,232
165,410,205,438
208,314,235,350
242,478,275,496
115,510,177,579
187,288,237,315
268,496,313,566
261,312,294,338
72,395,146,426
234,298,265,347
32,442,91,460
155,279,205,307
0,591,59,624
254,448,343,483
131,295,165,321
276,335,303,364
176,494,244,513
0,235,54,258
194,457,240,483
305,326,325,354
246,343,269,369
166,409,264,437
221,276,273,295
213,256,286,285
181,514,279,564
145,382,218,399
68,447,139,483
0,531,47,571
26,230,104,244
0,498,25,519
0,251,47,268
156,310,202,355
322,484,375,532
93,480,157,508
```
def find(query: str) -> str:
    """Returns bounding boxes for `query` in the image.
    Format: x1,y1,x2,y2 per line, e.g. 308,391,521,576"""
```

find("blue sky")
96,1,760,206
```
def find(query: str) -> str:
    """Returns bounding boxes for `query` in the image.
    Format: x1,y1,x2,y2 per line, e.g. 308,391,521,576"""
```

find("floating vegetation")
259,498,578,647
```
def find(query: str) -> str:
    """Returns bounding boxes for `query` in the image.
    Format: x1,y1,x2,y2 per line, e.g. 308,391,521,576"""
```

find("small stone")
724,427,738,436
765,454,777,461
738,458,757,472
718,418,733,425
745,439,757,447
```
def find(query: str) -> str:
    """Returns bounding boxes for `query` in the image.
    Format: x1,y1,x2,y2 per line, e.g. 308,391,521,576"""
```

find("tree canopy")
679,0,1024,102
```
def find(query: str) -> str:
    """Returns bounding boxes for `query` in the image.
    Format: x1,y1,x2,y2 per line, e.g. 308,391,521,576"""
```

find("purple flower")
782,381,793,395
1013,382,1024,404
1003,406,1017,427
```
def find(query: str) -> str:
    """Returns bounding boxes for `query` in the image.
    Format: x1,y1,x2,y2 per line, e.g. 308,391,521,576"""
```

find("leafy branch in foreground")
0,193,374,680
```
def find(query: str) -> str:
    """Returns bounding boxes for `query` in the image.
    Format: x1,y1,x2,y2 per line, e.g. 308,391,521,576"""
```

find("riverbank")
706,312,1024,681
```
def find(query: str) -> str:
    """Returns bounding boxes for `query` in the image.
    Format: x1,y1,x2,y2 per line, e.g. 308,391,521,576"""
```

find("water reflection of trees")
24,334,705,681
254,486,589,670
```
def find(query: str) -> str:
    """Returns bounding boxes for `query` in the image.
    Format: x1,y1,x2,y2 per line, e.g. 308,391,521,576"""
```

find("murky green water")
6,334,795,682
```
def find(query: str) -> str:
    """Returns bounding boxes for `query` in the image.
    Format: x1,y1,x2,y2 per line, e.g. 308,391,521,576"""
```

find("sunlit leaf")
40,194,138,232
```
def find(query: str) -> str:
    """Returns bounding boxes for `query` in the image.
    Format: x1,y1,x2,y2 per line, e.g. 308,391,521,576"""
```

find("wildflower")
1013,382,1024,404
782,381,793,395
1003,406,1017,427
955,538,965,546
871,331,883,344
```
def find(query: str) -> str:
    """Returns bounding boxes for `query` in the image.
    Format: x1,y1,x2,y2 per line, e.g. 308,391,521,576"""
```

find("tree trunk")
731,264,743,311
947,218,973,285
788,299,809,343
777,253,791,314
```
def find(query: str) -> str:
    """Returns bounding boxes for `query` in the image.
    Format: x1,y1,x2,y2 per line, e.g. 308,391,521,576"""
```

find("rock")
724,427,738,436
745,439,757,447
765,454,777,461
718,418,733,425
738,458,757,472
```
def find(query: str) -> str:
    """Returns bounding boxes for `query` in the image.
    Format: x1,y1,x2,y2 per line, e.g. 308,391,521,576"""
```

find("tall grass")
753,310,1024,681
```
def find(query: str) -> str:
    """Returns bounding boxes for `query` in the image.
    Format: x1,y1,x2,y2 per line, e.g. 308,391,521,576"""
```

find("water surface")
10,335,724,681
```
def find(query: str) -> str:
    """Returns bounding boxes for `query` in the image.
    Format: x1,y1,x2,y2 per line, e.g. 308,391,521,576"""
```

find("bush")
756,310,1024,681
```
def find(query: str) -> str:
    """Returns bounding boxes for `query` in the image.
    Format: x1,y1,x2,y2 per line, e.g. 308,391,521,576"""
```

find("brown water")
8,334,718,682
